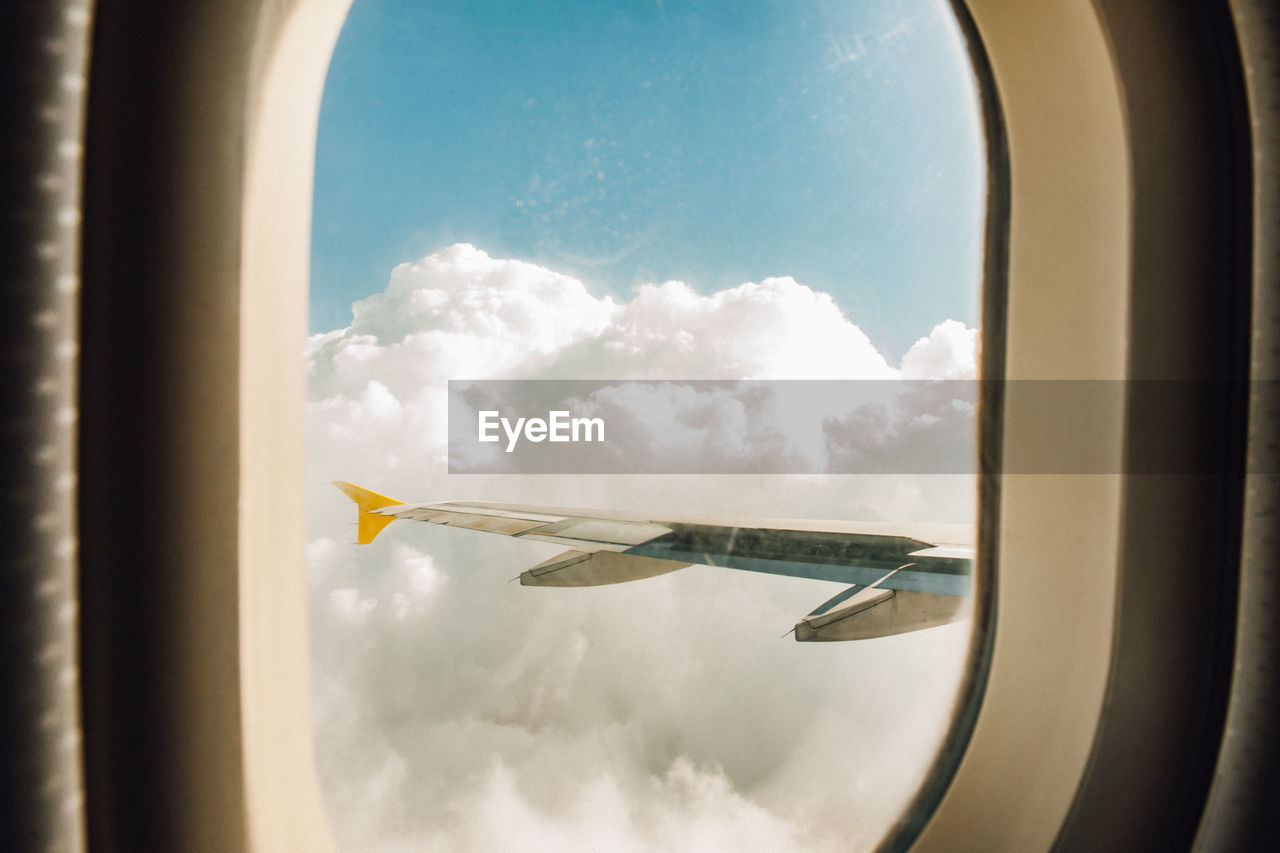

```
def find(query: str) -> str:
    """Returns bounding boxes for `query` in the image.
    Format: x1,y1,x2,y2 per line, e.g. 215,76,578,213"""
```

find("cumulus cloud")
546,276,897,380
307,244,978,851
307,245,978,491
900,319,978,380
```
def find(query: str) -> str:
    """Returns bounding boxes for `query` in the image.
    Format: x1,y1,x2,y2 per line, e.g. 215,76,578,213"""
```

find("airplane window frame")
915,1,1252,850
69,0,1266,850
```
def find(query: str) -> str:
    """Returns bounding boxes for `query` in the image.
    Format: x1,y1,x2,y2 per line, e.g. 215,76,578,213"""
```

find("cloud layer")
307,244,977,851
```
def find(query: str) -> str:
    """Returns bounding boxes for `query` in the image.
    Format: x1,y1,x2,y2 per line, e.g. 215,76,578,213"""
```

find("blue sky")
310,0,985,361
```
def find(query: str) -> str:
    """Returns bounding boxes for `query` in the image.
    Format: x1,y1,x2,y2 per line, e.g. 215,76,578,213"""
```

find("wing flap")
520,549,690,587
804,585,896,629
795,588,966,641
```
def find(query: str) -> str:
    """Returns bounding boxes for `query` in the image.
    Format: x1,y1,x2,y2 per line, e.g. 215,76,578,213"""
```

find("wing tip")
334,481,405,544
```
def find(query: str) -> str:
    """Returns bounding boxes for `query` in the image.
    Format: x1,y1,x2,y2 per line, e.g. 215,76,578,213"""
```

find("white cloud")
412,756,813,853
307,244,621,403
560,276,896,380
329,588,377,626
900,318,978,380
306,244,978,493
306,244,978,850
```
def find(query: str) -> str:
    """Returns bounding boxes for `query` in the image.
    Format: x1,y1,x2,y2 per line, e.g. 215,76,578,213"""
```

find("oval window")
306,1,989,849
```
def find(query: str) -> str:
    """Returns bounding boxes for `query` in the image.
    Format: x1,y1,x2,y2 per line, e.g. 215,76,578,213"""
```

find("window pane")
307,1,986,849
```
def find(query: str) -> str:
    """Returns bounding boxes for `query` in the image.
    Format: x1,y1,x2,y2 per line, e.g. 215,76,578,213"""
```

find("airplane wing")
334,481,973,641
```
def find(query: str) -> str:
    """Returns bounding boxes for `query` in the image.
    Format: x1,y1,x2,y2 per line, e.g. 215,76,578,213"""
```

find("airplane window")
306,0,988,849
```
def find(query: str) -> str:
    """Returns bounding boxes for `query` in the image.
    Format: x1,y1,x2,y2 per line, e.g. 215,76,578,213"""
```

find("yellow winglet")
333,481,405,545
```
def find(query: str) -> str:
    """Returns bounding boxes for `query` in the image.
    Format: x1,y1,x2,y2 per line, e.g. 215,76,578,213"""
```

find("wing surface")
334,481,972,640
